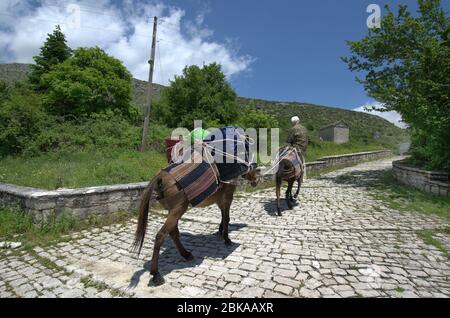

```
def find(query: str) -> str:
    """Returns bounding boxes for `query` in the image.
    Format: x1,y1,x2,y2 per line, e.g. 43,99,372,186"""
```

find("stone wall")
319,126,334,142
0,182,146,221
392,160,450,197
333,127,349,144
0,150,392,220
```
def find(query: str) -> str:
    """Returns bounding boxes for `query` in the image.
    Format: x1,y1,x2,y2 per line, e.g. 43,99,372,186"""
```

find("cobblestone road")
1,157,449,298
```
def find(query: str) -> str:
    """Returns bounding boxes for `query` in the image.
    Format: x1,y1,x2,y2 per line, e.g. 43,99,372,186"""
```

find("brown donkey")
133,168,260,286
275,147,304,216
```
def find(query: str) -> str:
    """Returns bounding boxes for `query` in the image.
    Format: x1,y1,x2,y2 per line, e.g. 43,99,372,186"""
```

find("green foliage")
0,80,8,98
305,139,385,162
239,98,409,153
343,0,450,171
236,104,278,129
368,171,450,221
0,81,169,158
41,47,133,118
0,150,167,190
0,82,51,156
155,63,239,128
29,25,72,88
0,207,134,248
236,108,279,129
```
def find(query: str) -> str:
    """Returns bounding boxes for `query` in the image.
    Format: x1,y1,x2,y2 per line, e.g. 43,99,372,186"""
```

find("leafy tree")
0,80,8,99
0,82,50,156
41,47,135,118
155,63,239,128
237,108,278,129
29,25,72,88
343,0,450,171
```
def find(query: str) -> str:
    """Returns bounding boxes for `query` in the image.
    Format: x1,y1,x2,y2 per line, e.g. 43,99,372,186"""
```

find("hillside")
238,97,409,151
0,63,409,151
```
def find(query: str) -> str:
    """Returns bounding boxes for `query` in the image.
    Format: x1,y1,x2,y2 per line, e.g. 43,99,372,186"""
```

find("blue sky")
0,0,448,124
162,0,448,109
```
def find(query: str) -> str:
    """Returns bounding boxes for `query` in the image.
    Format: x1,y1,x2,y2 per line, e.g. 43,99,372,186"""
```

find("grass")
394,287,405,293
0,140,388,190
304,141,386,162
0,149,167,190
0,207,135,249
416,229,450,261
80,275,126,297
368,171,450,221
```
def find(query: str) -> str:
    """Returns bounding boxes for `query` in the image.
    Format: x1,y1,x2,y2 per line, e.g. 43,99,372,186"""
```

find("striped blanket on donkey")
283,148,303,179
163,160,219,207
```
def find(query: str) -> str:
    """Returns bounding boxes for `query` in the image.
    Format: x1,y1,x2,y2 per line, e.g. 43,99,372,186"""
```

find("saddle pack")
163,126,255,207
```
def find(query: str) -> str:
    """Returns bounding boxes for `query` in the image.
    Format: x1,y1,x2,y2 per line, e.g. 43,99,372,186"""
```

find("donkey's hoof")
224,239,233,246
277,211,282,216
183,252,194,261
150,272,165,286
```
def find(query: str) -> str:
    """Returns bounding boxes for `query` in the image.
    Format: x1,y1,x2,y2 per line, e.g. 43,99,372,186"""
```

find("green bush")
22,112,171,156
236,108,278,129
343,0,449,171
0,82,51,156
154,63,239,128
41,47,134,118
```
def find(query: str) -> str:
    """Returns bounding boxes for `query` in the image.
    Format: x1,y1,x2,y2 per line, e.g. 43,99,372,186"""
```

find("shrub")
41,47,134,118
236,108,279,129
155,63,239,128
0,82,50,156
343,0,450,171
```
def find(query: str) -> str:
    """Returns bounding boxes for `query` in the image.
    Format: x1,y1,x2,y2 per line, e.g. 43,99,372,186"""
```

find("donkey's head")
242,166,262,187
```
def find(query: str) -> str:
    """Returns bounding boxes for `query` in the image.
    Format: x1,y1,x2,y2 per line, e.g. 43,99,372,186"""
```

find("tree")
29,25,72,88
41,47,134,118
343,0,450,171
237,108,278,129
156,63,239,128
0,82,49,156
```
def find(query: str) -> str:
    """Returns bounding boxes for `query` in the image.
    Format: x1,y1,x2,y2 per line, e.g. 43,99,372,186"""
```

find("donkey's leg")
286,180,294,209
218,219,224,238
293,178,300,199
149,212,180,286
170,223,193,261
276,177,282,216
294,176,302,199
217,196,233,245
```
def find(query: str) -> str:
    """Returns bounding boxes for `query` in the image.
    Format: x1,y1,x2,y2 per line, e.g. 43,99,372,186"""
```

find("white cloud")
354,101,407,129
0,0,254,85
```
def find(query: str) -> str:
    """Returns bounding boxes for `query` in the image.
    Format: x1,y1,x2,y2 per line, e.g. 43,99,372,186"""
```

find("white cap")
291,116,300,124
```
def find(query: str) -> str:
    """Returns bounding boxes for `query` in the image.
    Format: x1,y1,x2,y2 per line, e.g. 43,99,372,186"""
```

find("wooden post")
140,16,158,152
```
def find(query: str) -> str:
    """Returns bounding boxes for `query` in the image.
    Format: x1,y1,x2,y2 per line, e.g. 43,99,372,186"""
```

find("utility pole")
140,16,158,152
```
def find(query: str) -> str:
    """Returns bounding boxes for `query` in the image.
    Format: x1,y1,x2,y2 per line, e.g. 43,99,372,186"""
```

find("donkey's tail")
133,174,160,255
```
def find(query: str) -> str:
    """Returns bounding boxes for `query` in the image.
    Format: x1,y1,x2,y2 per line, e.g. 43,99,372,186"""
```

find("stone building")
319,121,349,144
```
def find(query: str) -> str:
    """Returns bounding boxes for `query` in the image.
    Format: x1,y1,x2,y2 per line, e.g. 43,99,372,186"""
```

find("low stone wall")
0,182,146,220
0,150,392,219
260,150,392,180
392,160,450,197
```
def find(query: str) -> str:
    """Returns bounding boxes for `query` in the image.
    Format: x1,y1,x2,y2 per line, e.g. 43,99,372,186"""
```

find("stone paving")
1,156,449,298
